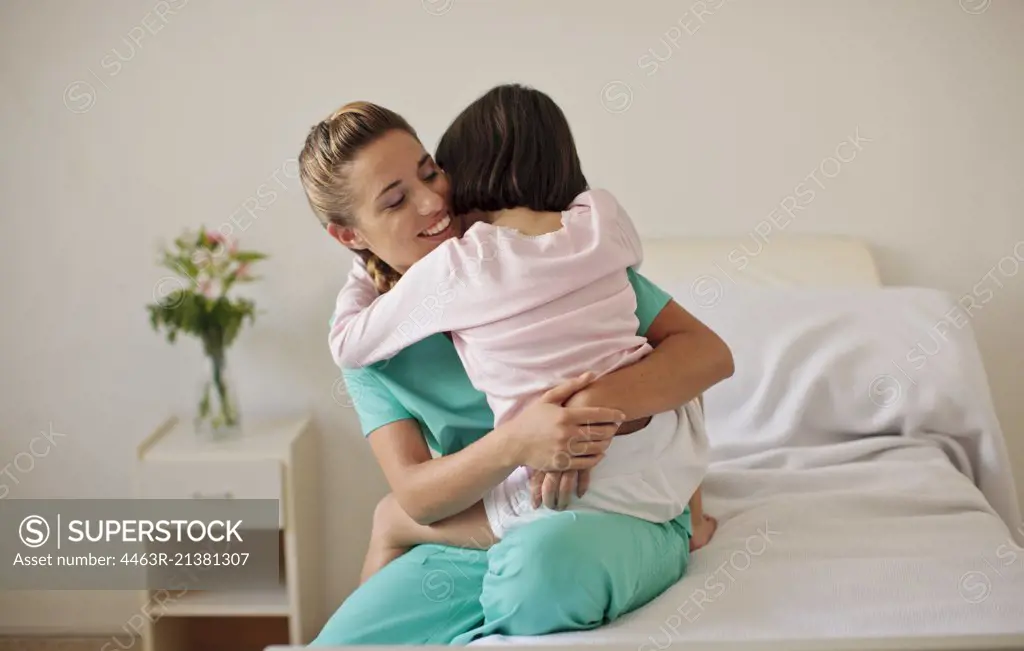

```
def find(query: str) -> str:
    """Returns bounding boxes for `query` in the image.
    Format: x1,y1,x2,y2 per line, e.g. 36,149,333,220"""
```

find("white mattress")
473,437,1024,645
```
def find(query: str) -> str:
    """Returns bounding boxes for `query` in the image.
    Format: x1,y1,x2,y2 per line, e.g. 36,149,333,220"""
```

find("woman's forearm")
570,331,731,419
385,373,620,525
386,422,520,526
566,297,734,420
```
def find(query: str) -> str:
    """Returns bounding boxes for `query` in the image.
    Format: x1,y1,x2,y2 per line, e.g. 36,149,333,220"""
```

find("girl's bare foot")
690,513,718,552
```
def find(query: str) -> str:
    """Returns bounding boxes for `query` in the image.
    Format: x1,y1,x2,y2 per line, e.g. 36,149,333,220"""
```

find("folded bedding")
682,286,1022,539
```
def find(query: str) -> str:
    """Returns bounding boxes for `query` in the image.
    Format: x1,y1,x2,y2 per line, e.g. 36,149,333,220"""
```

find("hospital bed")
275,235,1024,651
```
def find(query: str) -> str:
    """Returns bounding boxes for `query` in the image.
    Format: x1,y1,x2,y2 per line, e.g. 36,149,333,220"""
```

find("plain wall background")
1,0,1021,634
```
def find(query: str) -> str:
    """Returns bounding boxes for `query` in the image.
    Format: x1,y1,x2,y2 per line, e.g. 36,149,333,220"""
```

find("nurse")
298,98,733,645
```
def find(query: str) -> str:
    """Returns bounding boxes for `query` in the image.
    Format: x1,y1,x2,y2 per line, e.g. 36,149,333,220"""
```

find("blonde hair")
298,101,418,293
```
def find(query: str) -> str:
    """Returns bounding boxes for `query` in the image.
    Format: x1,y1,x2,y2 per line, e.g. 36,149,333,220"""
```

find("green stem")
209,349,236,427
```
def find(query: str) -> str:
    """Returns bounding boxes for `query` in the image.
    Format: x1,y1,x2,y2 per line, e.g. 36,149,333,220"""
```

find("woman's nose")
416,190,444,215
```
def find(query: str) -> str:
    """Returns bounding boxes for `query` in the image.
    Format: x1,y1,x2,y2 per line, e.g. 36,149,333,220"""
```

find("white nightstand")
135,415,324,651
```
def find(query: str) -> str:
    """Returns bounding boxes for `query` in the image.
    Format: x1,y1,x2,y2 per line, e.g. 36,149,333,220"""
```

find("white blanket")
475,437,1024,645
474,287,1024,645
682,287,1023,543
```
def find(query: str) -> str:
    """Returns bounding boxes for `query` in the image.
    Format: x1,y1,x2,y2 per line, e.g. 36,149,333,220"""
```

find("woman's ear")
327,223,369,250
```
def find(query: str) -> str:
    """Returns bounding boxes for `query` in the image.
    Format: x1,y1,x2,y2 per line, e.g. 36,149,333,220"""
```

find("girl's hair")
435,83,589,216
298,101,417,293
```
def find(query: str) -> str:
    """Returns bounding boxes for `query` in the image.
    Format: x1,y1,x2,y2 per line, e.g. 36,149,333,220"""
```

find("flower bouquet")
146,229,267,439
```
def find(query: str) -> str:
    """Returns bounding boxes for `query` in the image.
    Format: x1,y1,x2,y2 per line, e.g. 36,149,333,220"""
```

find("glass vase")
195,351,241,441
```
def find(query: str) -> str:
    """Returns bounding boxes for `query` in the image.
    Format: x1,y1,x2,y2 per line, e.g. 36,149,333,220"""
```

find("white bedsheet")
474,437,1024,645
472,287,1024,645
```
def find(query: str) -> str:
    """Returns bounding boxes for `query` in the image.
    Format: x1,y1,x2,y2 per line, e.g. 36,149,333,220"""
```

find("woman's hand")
502,373,625,472
529,467,592,511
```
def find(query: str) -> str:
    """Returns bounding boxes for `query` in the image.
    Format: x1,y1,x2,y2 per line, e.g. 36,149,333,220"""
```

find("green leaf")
233,251,268,263
148,226,267,352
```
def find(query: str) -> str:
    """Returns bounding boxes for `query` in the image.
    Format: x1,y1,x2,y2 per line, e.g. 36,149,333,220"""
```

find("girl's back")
452,189,651,425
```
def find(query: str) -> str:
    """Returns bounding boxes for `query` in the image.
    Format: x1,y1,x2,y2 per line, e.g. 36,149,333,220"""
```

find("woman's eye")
424,170,439,182
386,196,405,210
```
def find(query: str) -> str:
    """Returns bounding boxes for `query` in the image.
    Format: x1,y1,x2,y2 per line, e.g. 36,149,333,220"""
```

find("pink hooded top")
328,189,652,426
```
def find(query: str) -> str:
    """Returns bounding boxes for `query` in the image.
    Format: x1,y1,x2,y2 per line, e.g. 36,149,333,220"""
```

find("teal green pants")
310,509,691,645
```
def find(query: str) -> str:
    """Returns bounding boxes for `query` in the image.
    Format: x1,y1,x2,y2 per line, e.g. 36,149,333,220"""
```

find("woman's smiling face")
329,129,455,274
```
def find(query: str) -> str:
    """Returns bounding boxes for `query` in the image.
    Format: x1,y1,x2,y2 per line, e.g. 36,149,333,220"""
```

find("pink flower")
207,232,238,262
233,262,251,281
198,279,215,298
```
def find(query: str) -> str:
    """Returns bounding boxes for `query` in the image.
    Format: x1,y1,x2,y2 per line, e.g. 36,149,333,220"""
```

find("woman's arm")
368,375,625,525
367,419,515,526
565,298,734,417
533,298,733,509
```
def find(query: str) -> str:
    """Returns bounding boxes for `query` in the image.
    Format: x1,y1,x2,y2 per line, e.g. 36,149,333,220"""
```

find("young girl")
330,84,716,580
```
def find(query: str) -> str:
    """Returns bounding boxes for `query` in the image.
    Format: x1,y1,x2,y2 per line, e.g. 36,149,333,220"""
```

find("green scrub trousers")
311,510,691,645
313,269,692,645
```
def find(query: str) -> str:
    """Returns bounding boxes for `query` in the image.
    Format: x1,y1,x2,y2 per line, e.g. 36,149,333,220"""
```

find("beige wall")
1,0,1021,634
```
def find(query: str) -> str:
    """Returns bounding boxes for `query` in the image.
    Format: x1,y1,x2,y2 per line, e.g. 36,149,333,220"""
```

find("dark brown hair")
298,101,417,293
435,84,588,216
